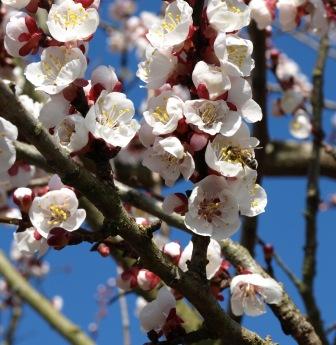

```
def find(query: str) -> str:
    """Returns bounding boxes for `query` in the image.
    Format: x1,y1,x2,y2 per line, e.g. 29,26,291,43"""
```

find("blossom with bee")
205,123,259,177
29,188,86,238
85,91,140,148
230,273,282,316
184,175,240,240
146,0,193,51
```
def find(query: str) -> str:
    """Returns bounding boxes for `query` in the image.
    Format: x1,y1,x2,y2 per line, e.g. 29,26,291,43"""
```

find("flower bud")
137,269,160,291
97,243,110,257
13,187,34,213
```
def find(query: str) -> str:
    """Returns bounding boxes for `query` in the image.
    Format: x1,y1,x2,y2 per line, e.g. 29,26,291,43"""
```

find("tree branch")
221,239,322,345
301,36,329,345
0,80,275,345
0,251,94,345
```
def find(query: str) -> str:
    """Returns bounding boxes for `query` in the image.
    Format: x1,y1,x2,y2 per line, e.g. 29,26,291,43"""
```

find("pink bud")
97,243,110,257
163,242,181,264
13,188,34,213
137,269,160,291
190,132,209,151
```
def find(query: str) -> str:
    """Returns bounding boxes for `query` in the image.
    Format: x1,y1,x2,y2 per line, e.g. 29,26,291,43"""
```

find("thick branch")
0,251,94,345
0,81,274,345
301,36,329,344
221,239,322,345
12,137,324,344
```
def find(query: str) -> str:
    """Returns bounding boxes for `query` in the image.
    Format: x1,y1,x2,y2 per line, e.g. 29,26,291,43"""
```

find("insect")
219,145,262,170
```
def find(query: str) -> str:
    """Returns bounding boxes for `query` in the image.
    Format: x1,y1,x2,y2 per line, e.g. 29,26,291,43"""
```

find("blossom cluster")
0,0,287,339
135,0,266,240
270,49,313,140
249,0,329,34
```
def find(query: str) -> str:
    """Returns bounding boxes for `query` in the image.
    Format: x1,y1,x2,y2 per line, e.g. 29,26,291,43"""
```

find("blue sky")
1,1,336,344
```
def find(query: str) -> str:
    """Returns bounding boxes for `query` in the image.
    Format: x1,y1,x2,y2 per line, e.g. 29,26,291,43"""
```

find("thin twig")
301,35,329,345
117,266,131,345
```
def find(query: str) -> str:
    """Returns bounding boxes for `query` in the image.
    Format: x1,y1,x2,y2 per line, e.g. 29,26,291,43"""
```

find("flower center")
161,12,181,33
227,45,248,68
42,54,64,80
217,145,253,165
152,106,170,124
227,1,242,13
52,7,88,29
199,103,218,126
198,197,223,223
96,100,130,128
58,119,75,145
48,204,70,225
162,152,179,166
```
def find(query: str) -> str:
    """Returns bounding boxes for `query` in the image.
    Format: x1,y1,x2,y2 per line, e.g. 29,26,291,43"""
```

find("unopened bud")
13,188,34,213
137,269,160,291
163,242,181,264
97,243,110,257
263,243,274,262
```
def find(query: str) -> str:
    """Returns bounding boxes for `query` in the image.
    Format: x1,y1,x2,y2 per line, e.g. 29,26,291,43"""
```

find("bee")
220,145,261,171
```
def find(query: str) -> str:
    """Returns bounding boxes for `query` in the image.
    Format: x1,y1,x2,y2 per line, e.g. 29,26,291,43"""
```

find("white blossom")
142,137,194,186
184,175,240,240
248,0,273,30
179,239,222,279
29,188,86,238
143,91,183,135
53,114,89,152
139,286,176,332
290,109,312,139
91,65,120,92
39,93,70,129
137,47,177,89
280,89,304,114
13,227,49,257
0,117,18,174
205,123,259,177
277,0,304,31
2,0,30,9
25,46,87,95
19,95,42,119
47,0,99,42
192,61,231,100
214,33,254,77
184,98,241,136
207,0,250,33
227,167,267,217
85,91,139,147
146,0,193,51
230,273,282,316
226,77,262,122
